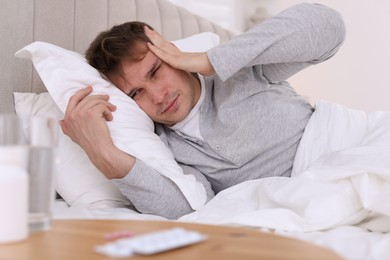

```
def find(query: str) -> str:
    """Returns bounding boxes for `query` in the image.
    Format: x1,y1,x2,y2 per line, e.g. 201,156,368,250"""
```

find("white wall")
171,0,390,112
258,0,390,112
168,0,236,31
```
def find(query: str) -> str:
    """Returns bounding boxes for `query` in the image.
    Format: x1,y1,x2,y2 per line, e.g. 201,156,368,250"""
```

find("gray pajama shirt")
112,3,346,219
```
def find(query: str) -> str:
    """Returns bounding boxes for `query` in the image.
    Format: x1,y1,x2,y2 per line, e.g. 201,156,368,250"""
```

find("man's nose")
149,84,167,104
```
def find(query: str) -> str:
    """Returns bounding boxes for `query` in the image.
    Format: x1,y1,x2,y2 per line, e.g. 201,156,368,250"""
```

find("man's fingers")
146,42,173,63
65,86,114,115
64,88,117,126
66,86,93,114
91,103,115,121
144,26,166,47
101,101,117,121
102,110,114,121
78,98,116,121
145,26,179,56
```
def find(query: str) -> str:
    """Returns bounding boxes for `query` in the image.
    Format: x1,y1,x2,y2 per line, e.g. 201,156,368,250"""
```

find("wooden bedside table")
0,220,341,259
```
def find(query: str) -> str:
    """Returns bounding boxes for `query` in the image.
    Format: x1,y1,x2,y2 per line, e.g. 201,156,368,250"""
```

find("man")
61,3,346,219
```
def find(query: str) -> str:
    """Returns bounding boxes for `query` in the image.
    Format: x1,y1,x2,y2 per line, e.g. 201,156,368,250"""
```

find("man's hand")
144,26,215,76
60,86,115,146
60,86,135,179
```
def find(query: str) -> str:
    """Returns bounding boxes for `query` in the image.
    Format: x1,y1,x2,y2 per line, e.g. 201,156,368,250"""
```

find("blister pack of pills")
95,227,207,258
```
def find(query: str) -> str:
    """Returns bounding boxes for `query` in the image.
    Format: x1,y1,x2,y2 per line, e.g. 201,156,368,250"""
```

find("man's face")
109,49,201,126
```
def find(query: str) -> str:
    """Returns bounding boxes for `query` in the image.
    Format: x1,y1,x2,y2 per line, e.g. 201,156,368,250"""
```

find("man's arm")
145,3,345,85
112,160,215,219
207,3,346,83
60,86,214,219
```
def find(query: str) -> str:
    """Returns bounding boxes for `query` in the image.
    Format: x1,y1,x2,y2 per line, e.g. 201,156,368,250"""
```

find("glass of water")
24,116,59,232
0,114,59,232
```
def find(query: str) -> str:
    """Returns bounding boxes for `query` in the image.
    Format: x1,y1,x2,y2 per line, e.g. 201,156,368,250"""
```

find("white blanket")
54,100,390,259
180,101,390,229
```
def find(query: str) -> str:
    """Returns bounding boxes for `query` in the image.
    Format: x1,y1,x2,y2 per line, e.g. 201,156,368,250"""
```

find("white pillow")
14,32,220,210
172,32,220,52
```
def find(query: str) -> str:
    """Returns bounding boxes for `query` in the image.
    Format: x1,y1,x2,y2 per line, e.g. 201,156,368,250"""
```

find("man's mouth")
161,95,179,114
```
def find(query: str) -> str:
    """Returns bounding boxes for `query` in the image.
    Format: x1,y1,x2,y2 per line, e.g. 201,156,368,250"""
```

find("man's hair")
85,21,153,75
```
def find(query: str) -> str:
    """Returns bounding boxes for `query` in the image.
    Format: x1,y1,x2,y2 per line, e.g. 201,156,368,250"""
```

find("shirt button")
214,144,221,151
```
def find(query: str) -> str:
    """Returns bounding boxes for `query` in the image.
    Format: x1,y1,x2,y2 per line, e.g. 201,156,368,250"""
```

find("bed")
2,1,390,259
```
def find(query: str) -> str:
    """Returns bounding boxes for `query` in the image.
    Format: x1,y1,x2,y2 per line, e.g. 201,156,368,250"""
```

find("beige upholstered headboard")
0,0,235,113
